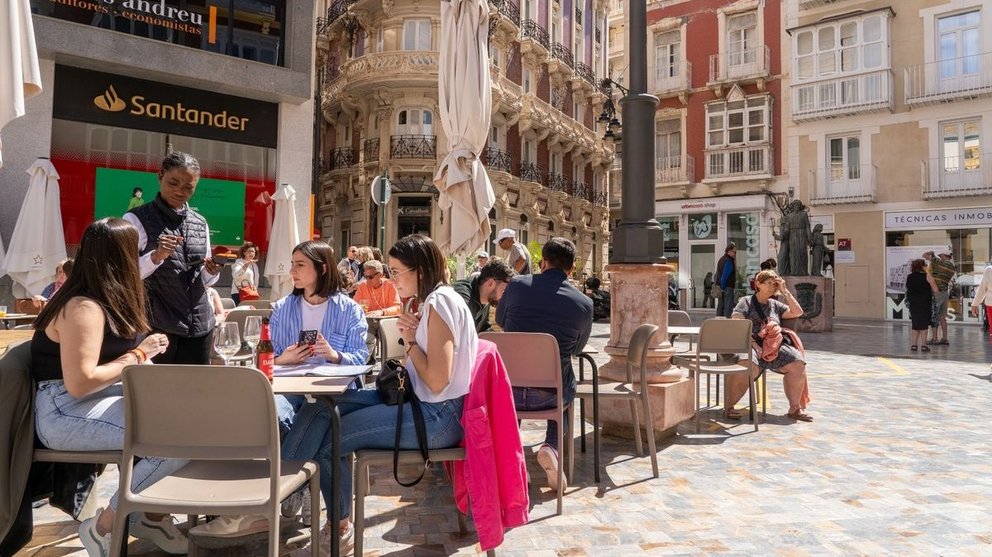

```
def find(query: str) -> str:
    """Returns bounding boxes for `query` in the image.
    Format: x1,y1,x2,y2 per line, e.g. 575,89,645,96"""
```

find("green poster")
94,167,246,246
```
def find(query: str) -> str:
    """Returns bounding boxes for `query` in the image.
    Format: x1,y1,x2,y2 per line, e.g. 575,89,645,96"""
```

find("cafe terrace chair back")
238,299,272,310
220,297,237,310
668,310,693,351
376,317,406,367
686,319,757,434
480,331,570,515
110,365,320,557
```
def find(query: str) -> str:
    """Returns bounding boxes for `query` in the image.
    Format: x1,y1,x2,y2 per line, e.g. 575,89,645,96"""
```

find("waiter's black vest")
129,195,214,337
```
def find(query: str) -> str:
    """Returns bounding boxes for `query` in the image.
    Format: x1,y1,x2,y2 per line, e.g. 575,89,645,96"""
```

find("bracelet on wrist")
404,340,417,354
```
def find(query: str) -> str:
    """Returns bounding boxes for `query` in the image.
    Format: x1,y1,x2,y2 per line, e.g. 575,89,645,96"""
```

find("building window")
795,13,887,83
654,30,680,80
403,19,431,51
523,139,536,163
491,44,501,67
706,96,770,148
941,118,981,175
524,68,534,93
396,109,434,135
726,12,757,70
550,152,562,174
656,118,681,164
829,134,861,182
938,10,980,81
376,28,384,53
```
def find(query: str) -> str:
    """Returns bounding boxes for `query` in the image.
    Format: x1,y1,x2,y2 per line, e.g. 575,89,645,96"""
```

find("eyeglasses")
390,266,414,277
364,272,381,279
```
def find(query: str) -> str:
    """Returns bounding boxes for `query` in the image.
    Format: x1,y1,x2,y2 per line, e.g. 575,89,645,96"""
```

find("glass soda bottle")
256,317,275,381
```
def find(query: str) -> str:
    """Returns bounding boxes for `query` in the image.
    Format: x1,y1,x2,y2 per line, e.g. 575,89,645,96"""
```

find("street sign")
371,175,391,206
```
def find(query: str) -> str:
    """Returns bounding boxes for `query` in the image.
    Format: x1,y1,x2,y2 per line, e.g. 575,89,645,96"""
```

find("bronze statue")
810,223,825,277
773,206,792,276
786,200,811,276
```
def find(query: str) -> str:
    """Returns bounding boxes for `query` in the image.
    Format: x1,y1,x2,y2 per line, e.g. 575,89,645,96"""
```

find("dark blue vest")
128,195,214,337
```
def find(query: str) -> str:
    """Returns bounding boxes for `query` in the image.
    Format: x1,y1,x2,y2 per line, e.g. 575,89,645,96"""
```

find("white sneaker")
78,509,110,557
130,514,188,554
536,444,567,492
187,514,268,538
290,522,353,557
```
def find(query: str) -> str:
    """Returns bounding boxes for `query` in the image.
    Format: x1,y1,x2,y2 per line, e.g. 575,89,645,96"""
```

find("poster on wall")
885,244,951,294
94,168,246,246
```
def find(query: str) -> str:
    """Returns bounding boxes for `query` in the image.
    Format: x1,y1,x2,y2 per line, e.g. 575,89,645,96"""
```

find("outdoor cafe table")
271,363,371,557
668,325,701,338
1,313,36,330
0,329,33,355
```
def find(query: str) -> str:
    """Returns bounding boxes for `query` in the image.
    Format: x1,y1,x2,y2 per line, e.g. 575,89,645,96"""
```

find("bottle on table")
256,317,274,381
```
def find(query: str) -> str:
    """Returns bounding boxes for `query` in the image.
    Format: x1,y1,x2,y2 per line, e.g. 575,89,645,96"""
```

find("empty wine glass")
244,316,262,352
213,322,241,366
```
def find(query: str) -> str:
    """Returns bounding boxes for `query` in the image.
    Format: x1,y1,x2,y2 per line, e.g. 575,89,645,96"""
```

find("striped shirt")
269,291,369,365
929,258,955,291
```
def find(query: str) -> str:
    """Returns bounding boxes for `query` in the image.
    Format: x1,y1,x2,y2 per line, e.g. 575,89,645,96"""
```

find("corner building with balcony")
786,0,992,323
315,0,614,275
614,0,786,310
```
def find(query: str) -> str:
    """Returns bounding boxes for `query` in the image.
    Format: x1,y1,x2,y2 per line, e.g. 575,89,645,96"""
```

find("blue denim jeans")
34,381,188,511
717,287,736,318
512,386,562,449
281,388,465,520
275,394,305,437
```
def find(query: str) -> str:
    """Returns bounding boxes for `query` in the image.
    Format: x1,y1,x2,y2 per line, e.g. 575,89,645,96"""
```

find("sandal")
788,410,814,422
911,345,918,351
921,345,931,352
723,408,742,420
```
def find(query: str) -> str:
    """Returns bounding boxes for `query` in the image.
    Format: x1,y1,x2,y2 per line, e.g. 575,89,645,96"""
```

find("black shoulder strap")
393,370,431,487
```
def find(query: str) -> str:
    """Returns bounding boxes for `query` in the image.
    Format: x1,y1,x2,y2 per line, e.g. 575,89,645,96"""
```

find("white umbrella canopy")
5,158,67,297
433,0,495,257
0,0,43,168
264,184,300,300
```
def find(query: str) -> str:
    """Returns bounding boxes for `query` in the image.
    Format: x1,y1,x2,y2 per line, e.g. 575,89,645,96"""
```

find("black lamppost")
606,0,665,264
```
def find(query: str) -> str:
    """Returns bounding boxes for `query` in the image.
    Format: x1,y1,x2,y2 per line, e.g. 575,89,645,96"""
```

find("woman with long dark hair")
32,218,188,556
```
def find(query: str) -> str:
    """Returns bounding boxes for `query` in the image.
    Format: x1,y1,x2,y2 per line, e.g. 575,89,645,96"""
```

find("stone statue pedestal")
783,276,834,333
597,263,695,440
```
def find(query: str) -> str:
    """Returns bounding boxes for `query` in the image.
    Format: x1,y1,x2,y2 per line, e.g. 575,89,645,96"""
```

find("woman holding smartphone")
725,270,812,422
200,235,477,554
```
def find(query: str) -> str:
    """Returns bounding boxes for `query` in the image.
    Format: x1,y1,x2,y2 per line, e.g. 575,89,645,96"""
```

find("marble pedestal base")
598,377,696,441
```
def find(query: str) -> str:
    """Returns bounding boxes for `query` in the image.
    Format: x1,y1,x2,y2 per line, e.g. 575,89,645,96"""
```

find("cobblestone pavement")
16,318,992,556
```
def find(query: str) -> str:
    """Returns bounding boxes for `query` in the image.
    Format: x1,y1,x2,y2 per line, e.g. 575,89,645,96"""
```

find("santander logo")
94,86,127,112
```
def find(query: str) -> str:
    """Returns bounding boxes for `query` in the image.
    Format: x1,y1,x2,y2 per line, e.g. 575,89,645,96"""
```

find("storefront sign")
398,206,431,217
837,239,851,251
688,213,717,240
885,208,992,230
31,1,285,66
53,65,278,148
835,251,855,264
94,167,246,245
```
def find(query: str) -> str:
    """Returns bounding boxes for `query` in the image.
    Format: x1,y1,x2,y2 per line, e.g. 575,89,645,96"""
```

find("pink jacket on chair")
450,339,529,550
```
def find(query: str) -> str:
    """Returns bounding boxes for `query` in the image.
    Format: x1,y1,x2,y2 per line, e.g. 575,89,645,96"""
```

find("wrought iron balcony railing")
329,146,356,170
363,138,379,163
389,135,437,159
792,69,893,121
593,190,608,206
575,62,595,85
808,164,877,205
522,20,550,49
483,147,512,173
519,161,544,184
316,17,330,37
571,181,589,199
905,51,992,106
327,0,356,25
921,153,992,199
547,172,568,192
490,0,520,26
551,43,574,68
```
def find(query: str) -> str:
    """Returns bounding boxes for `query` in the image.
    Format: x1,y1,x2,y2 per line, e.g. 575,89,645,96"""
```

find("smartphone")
297,329,318,347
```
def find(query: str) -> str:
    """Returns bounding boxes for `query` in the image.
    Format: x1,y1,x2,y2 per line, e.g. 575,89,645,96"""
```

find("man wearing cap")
496,228,532,275
473,250,489,273
926,249,956,345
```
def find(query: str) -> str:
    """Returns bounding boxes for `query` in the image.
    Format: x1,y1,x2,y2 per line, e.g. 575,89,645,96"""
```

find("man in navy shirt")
496,237,593,491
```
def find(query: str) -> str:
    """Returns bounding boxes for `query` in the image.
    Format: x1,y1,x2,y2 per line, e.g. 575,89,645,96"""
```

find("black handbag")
376,359,431,487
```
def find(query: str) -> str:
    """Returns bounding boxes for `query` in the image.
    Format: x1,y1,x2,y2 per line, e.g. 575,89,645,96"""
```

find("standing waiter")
123,152,221,363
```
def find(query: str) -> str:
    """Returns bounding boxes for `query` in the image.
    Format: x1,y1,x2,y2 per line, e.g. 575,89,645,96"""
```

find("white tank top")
407,286,477,402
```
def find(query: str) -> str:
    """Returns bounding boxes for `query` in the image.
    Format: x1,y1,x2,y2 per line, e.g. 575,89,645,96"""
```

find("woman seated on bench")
31,218,189,556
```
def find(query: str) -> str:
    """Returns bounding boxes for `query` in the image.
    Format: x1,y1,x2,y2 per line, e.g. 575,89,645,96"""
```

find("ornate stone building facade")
314,0,615,275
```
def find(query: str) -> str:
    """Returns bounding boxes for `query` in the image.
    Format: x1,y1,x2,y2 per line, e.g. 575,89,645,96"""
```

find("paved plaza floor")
14,318,992,556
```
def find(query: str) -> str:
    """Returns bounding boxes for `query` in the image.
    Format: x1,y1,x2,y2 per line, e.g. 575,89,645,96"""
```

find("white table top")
668,325,701,336
270,363,371,395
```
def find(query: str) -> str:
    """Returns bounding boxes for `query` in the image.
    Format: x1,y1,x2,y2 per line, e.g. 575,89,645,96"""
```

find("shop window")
728,212,761,287
403,19,432,51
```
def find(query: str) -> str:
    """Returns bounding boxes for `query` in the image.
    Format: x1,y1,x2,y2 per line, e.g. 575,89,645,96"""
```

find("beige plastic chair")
239,299,272,310
110,365,320,557
220,297,237,310
480,331,571,516
668,310,693,351
375,317,405,366
575,323,660,478
679,319,758,433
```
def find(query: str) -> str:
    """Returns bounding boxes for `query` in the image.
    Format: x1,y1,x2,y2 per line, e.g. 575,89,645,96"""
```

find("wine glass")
213,322,241,366
244,316,262,352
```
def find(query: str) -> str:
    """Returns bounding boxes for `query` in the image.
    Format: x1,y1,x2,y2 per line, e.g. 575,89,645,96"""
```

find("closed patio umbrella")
433,0,495,257
264,184,300,300
0,0,43,167
5,158,67,297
